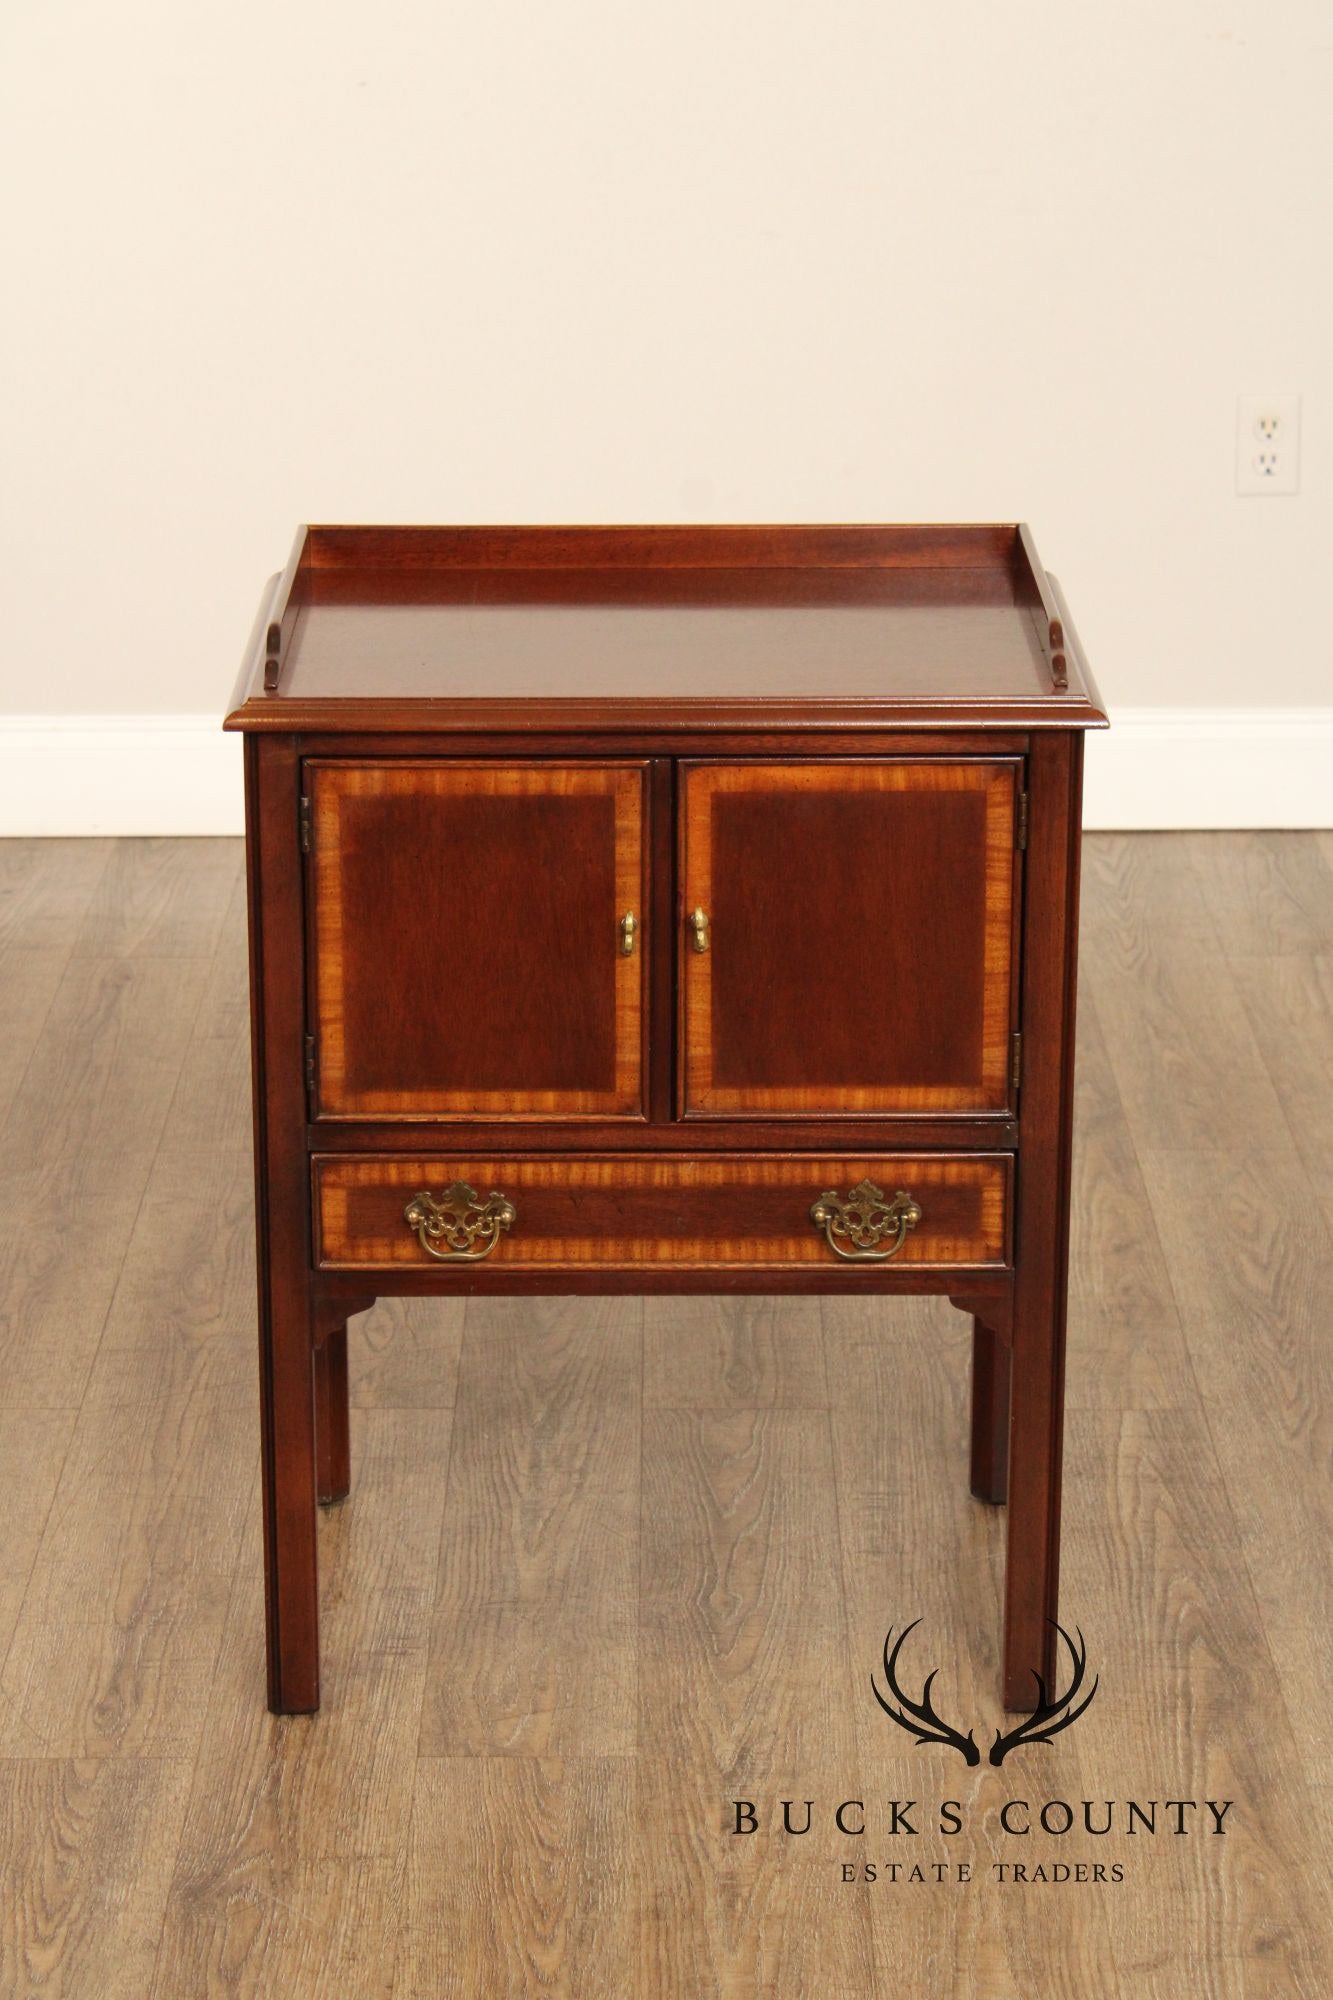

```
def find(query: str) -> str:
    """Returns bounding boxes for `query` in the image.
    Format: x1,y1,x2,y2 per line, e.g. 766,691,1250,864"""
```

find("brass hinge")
299,796,312,854
1016,789,1028,851
304,1033,317,1100
1010,1031,1023,1092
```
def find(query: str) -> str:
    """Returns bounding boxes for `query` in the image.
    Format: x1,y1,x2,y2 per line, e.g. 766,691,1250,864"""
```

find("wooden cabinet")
228,522,1106,1718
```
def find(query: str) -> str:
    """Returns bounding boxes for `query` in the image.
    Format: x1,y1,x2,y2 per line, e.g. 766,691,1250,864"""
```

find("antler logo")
871,1621,981,1765
988,1624,1098,1766
872,1620,1098,1767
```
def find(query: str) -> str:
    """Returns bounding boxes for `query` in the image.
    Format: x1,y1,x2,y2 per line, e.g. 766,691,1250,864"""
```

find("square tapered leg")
970,1318,1011,1503
315,1325,351,1505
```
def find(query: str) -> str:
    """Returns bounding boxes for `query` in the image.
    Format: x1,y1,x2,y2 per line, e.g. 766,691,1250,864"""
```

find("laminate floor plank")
0,838,112,951
1066,990,1198,1411
0,865,247,1749
0,1407,78,1681
0,954,212,1409
0,846,236,1751
1227,949,1333,1223
1186,829,1333,957
0,1370,253,1758
929,1770,1120,2000
640,1403,858,1779
419,1298,640,1759
71,836,241,961
0,1143,254,1756
823,1297,1121,2000
164,1405,450,1864
81,1142,254,1414
154,1852,402,2000
0,1755,194,2000
1081,831,1222,963
151,1405,451,1996
643,1293,827,1409
1059,1407,1328,1998
637,1755,878,2000
0,949,77,1133
1084,925,1291,1157
0,1193,162,1415
824,1292,1002,1716
157,870,254,1155
350,1296,463,1412
638,1400,873,1996
3,951,211,1197
396,1757,636,2000
1135,1145,1333,1757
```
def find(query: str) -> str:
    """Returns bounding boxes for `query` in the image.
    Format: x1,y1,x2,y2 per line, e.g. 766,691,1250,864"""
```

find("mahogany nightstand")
225,523,1106,1714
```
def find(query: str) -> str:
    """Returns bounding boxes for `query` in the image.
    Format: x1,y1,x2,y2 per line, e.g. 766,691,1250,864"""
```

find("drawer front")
306,760,648,1120
680,759,1020,1117
313,1153,1011,1272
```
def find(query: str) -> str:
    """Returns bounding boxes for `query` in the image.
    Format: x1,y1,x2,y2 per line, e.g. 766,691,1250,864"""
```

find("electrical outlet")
1236,394,1301,495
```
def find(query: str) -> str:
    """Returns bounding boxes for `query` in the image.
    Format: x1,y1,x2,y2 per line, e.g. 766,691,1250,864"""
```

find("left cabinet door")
306,761,649,1119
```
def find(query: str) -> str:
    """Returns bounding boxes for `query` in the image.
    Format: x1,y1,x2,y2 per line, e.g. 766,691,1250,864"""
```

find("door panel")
681,760,1019,1115
308,761,647,1118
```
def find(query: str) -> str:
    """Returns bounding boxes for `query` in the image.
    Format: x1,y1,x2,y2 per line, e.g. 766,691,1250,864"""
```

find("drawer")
312,1153,1011,1273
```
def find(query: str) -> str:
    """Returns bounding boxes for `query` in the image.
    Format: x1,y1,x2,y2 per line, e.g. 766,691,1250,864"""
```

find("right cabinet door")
680,760,1021,1117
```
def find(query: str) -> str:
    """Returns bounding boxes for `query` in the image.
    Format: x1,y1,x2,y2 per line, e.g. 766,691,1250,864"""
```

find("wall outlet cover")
1236,394,1301,496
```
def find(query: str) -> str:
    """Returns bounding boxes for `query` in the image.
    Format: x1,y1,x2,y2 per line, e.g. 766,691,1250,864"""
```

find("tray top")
225,525,1107,733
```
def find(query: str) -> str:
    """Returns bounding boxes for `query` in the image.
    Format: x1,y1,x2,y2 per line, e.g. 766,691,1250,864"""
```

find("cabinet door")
308,761,647,1119
680,760,1019,1116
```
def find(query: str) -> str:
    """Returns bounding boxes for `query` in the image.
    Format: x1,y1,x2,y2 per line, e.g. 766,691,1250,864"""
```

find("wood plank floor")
0,833,1329,1997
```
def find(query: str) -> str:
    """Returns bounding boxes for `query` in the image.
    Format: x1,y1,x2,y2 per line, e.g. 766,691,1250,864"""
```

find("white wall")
0,2,1328,824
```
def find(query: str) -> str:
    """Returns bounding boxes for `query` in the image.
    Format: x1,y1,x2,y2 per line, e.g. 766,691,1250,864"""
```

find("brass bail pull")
404,1183,516,1262
689,907,710,953
810,1181,922,1262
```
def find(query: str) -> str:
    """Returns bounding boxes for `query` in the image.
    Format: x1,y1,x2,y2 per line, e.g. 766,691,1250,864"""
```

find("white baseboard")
0,716,245,836
1082,707,1332,830
0,709,1328,836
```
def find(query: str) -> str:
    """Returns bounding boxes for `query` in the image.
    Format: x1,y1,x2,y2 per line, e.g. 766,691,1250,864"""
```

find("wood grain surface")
309,761,647,1120
315,1152,1010,1271
0,832,1327,1995
419,1297,639,1760
225,523,1108,730
680,759,1019,1115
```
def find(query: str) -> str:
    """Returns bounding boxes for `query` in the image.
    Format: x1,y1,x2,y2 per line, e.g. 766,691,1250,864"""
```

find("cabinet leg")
258,1282,320,1714
1001,727,1081,1712
969,1319,1010,1504
315,1326,351,1505
1002,1283,1067,1711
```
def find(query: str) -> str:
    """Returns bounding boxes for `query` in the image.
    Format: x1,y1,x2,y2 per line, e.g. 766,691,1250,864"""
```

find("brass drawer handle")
689,906,710,953
810,1180,922,1261
620,910,637,956
404,1182,516,1261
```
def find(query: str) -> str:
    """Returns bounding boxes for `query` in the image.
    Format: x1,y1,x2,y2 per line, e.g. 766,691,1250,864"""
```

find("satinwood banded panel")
307,761,648,1119
680,760,1020,1116
313,1153,1010,1272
